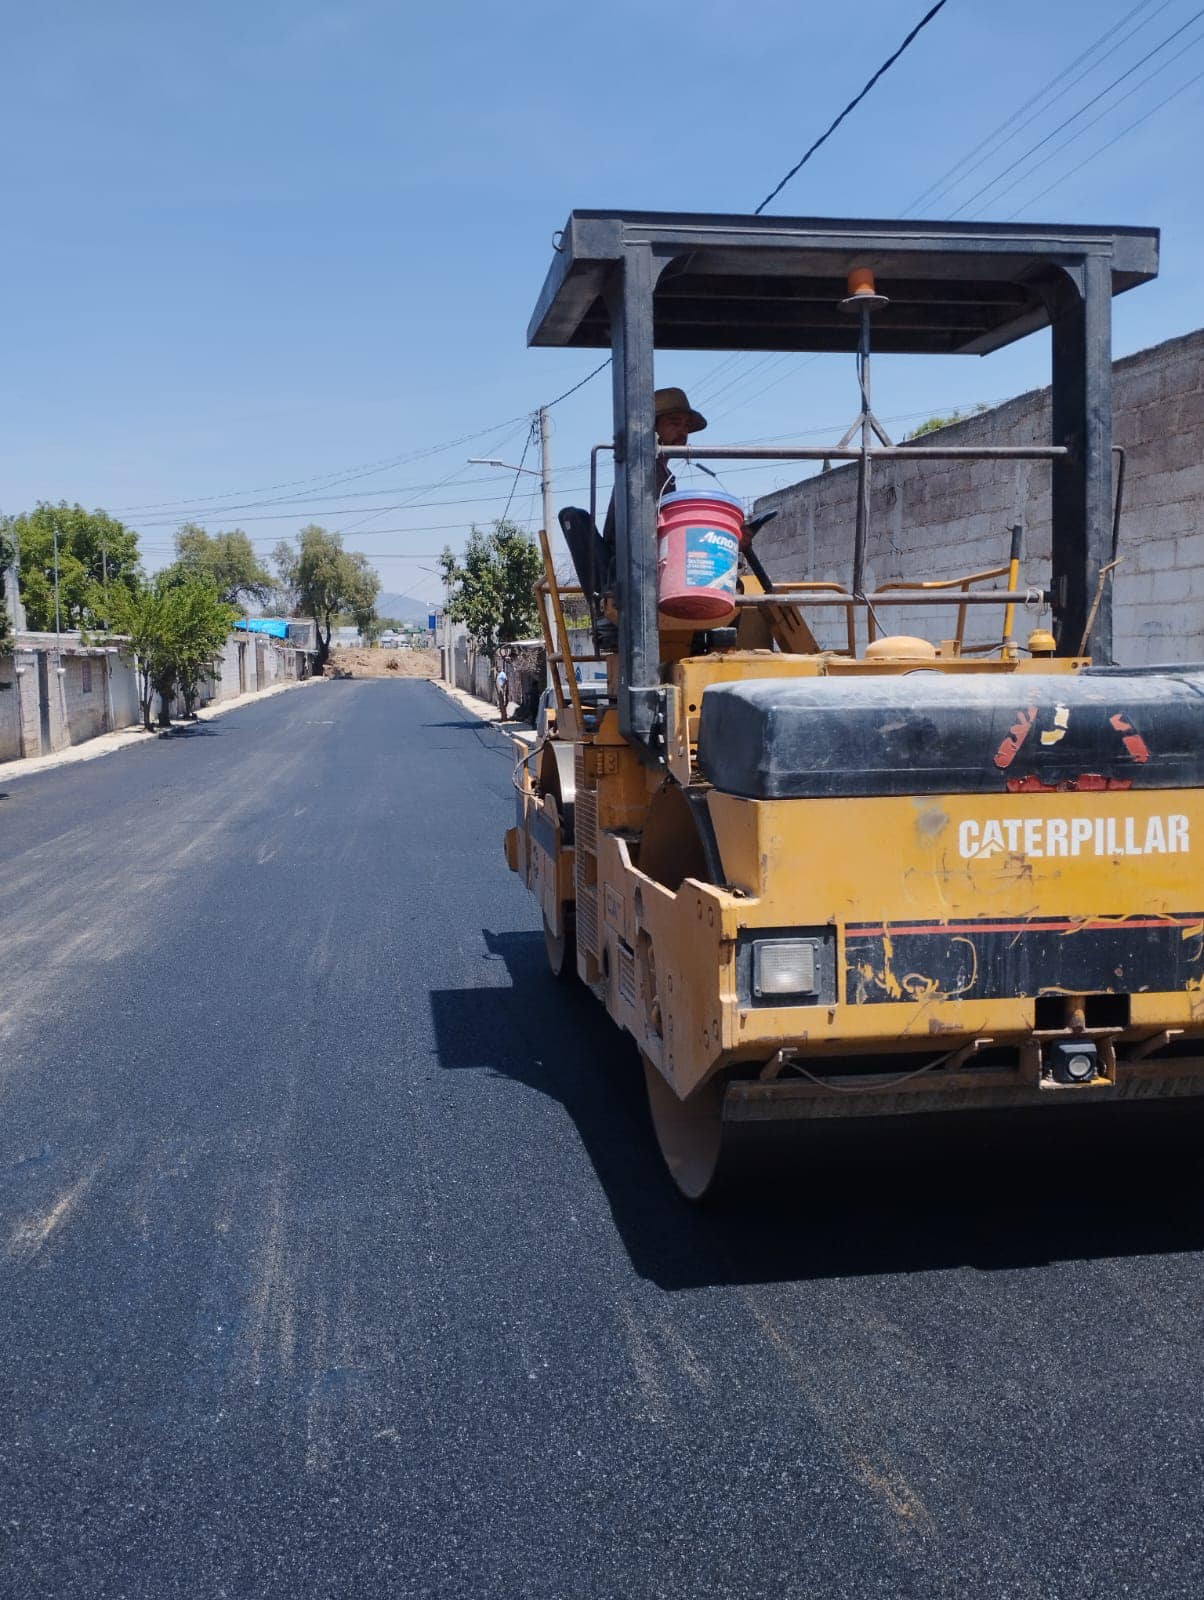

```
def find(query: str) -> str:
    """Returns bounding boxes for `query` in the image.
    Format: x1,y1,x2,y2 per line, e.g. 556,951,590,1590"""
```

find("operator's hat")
654,386,707,433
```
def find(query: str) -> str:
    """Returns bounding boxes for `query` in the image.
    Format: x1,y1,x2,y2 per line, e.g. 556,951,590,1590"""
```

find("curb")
0,674,324,785
433,678,536,746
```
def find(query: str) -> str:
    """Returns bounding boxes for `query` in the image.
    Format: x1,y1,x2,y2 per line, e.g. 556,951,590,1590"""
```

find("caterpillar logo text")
958,815,1190,860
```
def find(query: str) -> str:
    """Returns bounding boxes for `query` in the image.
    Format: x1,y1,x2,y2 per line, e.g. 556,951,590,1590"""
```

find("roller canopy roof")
528,210,1160,357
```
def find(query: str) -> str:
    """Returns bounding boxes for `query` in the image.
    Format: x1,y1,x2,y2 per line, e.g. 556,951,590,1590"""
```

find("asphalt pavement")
1,679,1203,1598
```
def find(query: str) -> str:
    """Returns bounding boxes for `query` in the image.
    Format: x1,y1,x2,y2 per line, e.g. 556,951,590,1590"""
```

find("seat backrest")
558,507,612,608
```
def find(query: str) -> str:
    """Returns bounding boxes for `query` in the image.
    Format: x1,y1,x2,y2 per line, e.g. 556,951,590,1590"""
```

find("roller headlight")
753,938,818,1000
737,927,836,1008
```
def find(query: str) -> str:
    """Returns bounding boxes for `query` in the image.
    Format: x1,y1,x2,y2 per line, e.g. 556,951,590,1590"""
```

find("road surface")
1,680,1202,1597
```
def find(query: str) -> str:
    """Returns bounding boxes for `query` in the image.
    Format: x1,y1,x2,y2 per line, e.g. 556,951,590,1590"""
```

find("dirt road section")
324,648,439,679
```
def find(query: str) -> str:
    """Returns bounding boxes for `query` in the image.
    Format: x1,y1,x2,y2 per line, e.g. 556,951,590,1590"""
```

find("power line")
693,7,954,416
544,359,611,408
499,423,536,524
123,9,945,527
979,22,1204,213
139,544,451,557
123,369,601,530
904,0,1169,214
134,397,1004,544
113,414,531,515
949,4,1204,216
1009,60,1204,215
709,357,826,425
692,351,787,407
115,420,529,525
753,0,952,214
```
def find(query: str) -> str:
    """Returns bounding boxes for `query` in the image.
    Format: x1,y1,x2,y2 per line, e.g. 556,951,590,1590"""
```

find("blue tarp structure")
234,618,289,639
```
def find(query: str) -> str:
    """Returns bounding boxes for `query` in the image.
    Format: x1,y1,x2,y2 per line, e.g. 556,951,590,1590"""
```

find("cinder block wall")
752,327,1204,664
61,655,110,743
0,661,23,757
0,635,311,762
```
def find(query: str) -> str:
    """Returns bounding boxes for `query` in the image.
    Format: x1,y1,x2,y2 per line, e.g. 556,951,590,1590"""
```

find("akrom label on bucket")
684,526,739,591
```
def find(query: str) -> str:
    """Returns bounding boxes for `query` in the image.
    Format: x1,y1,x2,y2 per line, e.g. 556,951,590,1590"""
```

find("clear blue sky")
3,0,1202,605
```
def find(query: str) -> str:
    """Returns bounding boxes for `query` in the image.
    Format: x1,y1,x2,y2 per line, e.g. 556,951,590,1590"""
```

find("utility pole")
52,519,62,659
538,406,554,549
52,516,65,741
468,414,558,691
536,407,558,691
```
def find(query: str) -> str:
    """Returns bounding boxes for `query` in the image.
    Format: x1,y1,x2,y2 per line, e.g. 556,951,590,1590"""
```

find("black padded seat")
696,668,1204,799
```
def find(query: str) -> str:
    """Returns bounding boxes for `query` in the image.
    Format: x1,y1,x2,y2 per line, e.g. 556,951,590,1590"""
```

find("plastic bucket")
656,489,743,622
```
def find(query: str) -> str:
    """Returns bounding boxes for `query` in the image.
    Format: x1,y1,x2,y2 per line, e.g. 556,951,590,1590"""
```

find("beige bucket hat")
654,386,707,433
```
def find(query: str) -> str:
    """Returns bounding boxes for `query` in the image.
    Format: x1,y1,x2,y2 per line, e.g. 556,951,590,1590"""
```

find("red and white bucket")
656,489,743,622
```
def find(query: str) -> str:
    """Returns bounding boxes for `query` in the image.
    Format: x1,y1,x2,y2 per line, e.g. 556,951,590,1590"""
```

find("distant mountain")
375,591,434,627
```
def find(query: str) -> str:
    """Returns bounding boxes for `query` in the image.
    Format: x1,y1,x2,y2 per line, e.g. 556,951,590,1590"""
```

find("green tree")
438,519,542,659
904,402,990,440
272,525,380,668
4,502,141,631
0,525,14,655
104,576,235,730
161,524,273,608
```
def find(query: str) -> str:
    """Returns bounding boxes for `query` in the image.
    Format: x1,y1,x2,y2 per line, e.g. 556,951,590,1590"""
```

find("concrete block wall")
0,633,313,763
60,653,110,745
753,327,1204,664
0,659,23,757
10,652,43,758
0,640,129,761
215,638,247,700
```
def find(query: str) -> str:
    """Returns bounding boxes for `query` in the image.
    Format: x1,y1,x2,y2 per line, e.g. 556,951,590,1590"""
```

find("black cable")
499,424,536,525
753,0,952,214
544,359,611,408
686,0,954,406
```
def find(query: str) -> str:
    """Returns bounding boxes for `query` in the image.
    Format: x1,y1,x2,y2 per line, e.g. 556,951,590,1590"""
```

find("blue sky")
3,0,1202,605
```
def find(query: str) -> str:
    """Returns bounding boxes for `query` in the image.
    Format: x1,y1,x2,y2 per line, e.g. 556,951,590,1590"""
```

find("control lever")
743,509,779,541
741,508,779,593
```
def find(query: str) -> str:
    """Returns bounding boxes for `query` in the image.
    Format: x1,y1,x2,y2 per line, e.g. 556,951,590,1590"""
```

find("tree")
161,524,273,608
104,575,235,730
904,402,990,440
438,519,542,659
272,525,380,668
0,525,14,655
170,581,239,717
3,503,141,631
260,541,297,618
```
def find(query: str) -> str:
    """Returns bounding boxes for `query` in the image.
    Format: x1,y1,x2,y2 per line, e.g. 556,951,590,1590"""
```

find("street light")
467,456,539,476
466,405,554,539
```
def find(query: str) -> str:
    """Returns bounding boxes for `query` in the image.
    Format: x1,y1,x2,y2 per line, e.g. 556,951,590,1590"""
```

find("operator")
602,386,707,548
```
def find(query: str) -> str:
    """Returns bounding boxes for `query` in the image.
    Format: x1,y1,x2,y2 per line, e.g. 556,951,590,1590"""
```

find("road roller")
504,209,1204,1198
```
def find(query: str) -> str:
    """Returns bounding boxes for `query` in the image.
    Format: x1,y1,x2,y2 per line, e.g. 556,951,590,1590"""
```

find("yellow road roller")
505,209,1204,1197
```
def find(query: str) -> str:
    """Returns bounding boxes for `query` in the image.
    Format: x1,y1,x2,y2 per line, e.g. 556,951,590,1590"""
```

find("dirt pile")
324,648,440,680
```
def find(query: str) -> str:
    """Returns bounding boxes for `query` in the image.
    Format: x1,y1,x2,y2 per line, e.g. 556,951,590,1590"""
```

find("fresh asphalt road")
2,679,1203,1599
